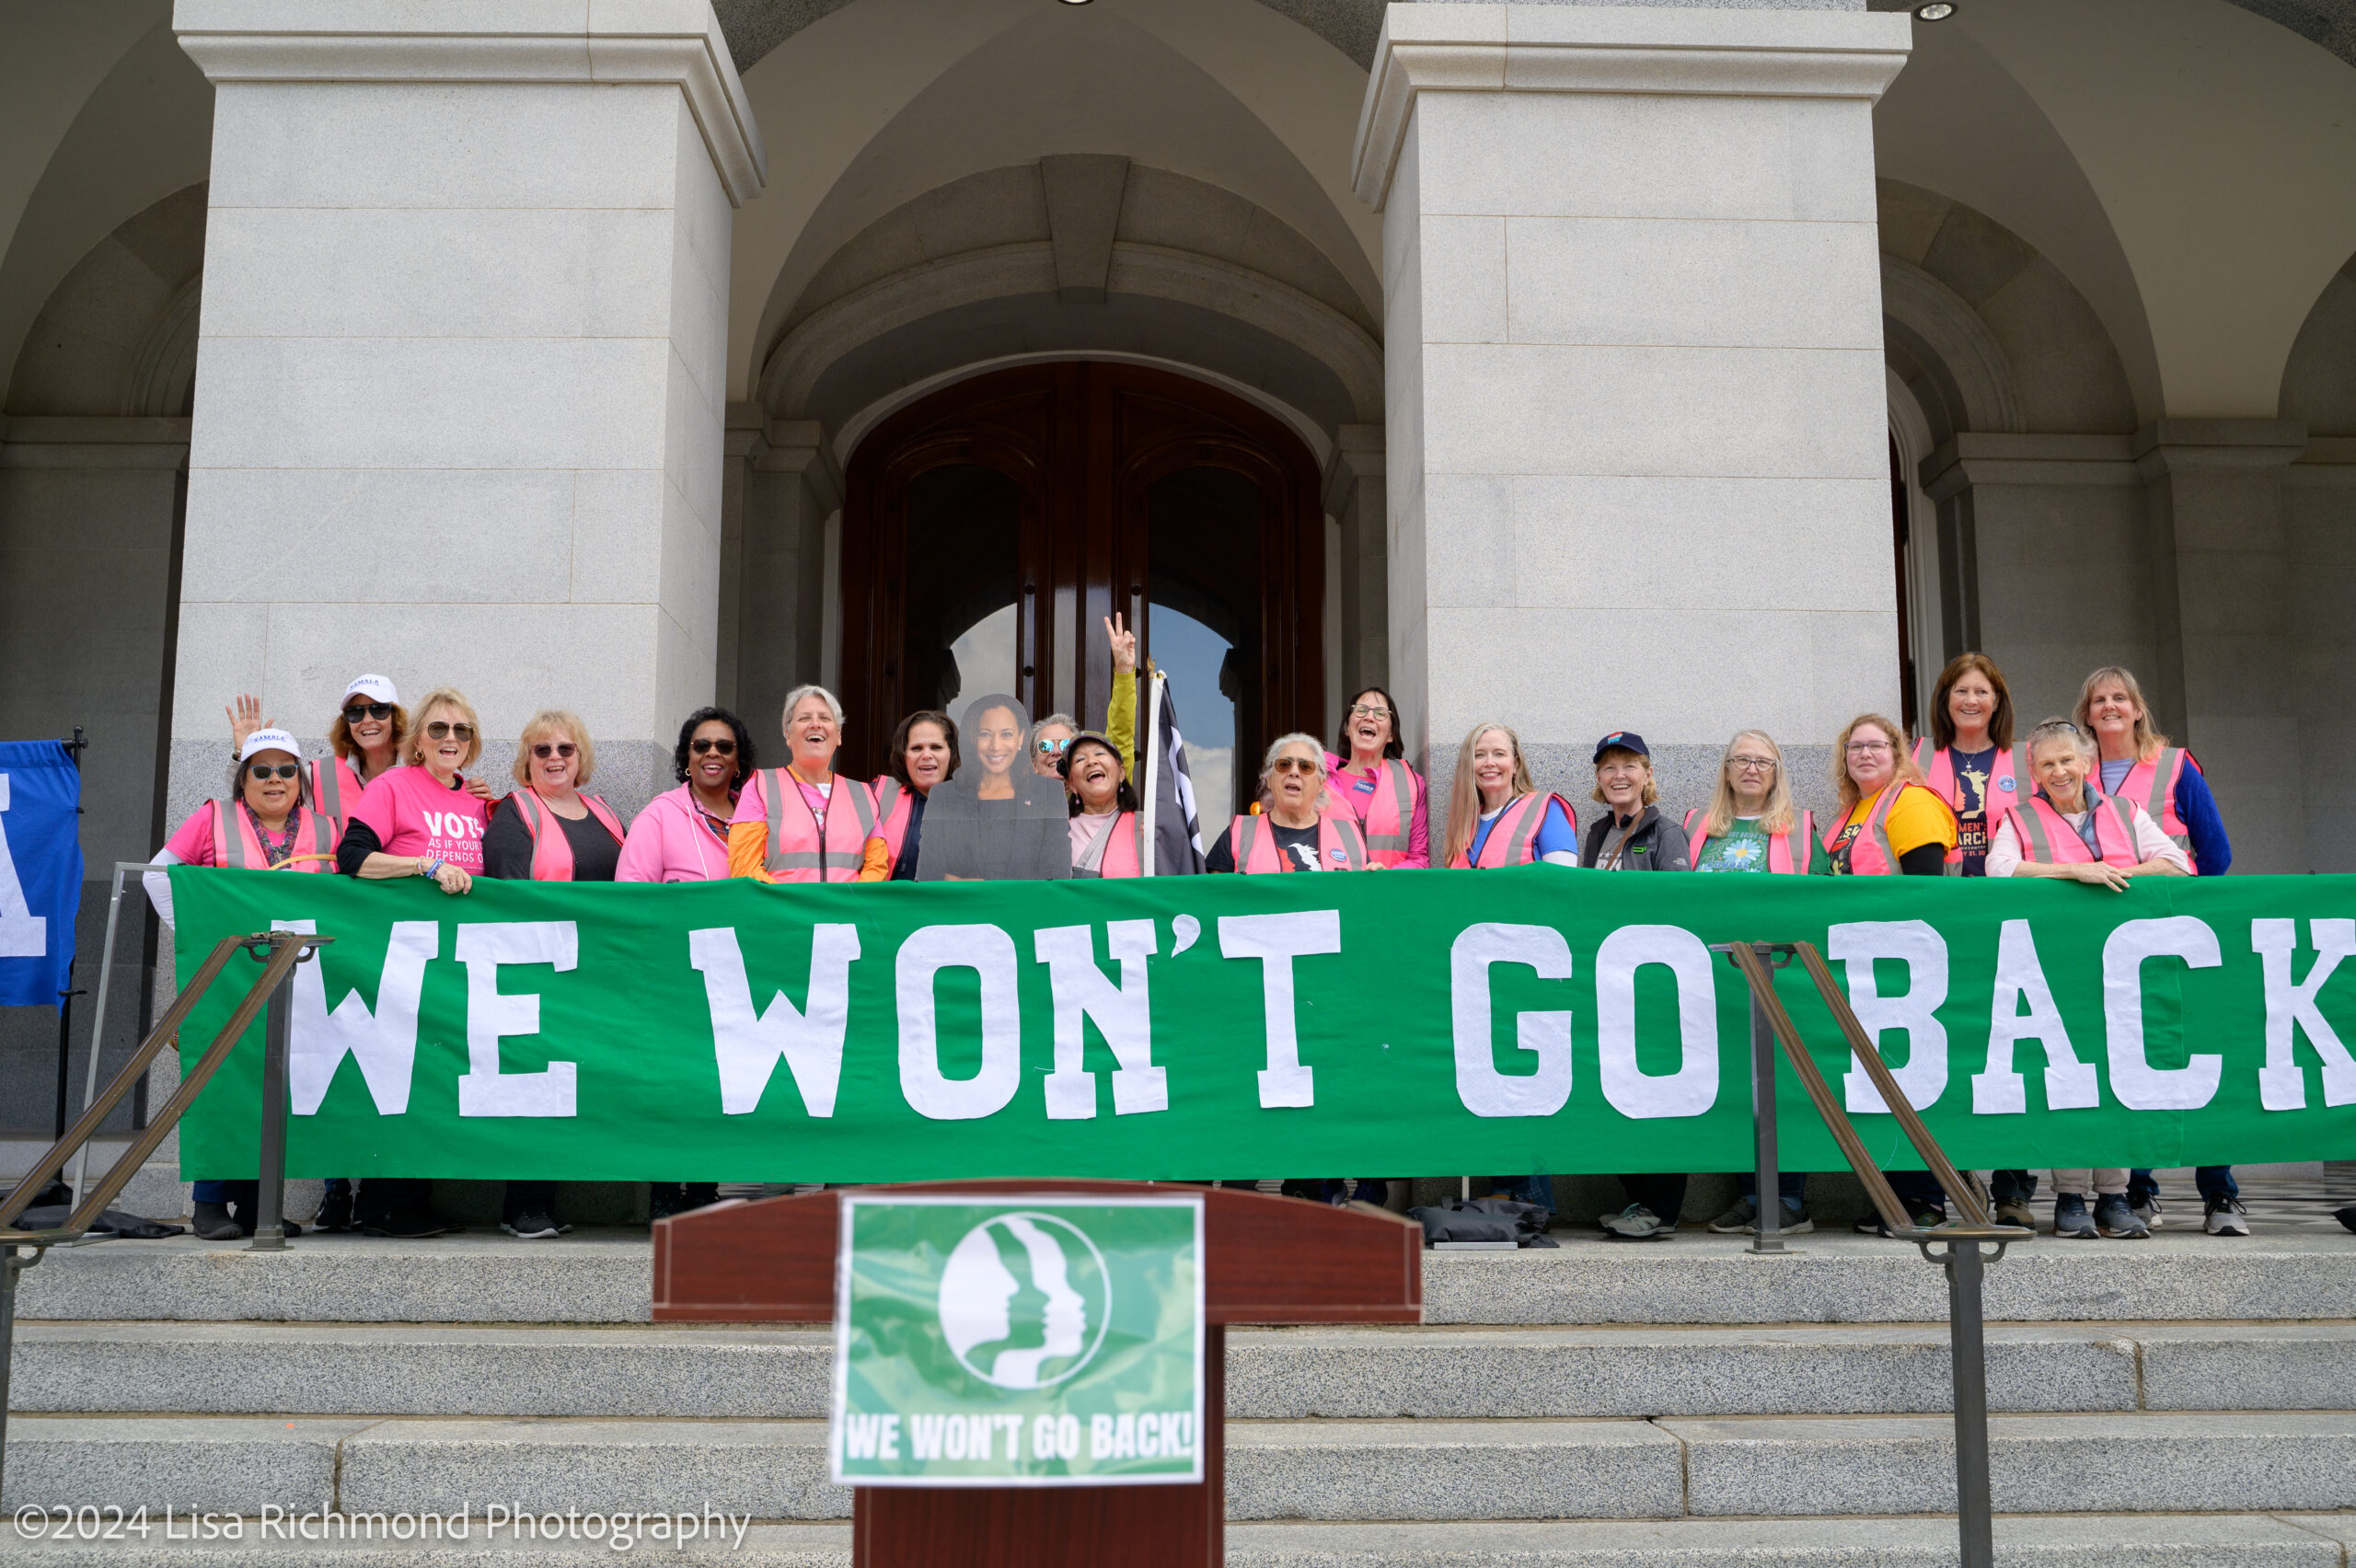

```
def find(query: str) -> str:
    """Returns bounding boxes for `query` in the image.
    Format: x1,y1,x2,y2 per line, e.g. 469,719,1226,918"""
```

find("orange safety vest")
1448,791,1575,869
1071,812,1143,878
304,755,369,831
209,800,337,870
2113,747,2199,862
2004,791,2141,868
1911,739,2028,871
1682,807,1817,873
758,767,877,883
508,786,627,881
1230,811,1368,873
1823,781,1951,877
1331,756,1419,868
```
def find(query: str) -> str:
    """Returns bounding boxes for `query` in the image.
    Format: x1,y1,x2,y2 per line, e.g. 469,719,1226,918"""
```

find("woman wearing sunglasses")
482,710,626,882
143,728,336,1239
338,686,487,894
1207,733,1370,872
227,673,408,832
1030,713,1079,778
618,708,757,883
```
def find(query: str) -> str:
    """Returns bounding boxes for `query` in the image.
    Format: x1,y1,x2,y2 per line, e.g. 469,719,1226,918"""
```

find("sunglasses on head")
341,702,394,723
424,721,475,741
532,742,577,760
247,763,301,781
690,737,736,755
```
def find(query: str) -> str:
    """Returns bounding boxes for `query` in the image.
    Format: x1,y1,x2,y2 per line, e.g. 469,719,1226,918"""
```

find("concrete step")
3,1516,2351,1566
20,1229,2356,1326
17,1320,2356,1420
6,1412,2354,1521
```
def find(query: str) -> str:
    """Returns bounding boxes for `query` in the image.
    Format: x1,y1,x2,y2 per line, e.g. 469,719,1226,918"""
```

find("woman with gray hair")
727,685,878,883
1206,732,1369,872
1987,717,2188,885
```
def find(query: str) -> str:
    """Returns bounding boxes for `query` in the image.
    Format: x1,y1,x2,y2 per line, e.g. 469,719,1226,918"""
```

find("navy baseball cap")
1593,731,1650,763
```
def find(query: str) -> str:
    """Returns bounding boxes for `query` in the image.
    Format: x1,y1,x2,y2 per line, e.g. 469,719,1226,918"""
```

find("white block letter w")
689,925,861,1115
278,917,436,1115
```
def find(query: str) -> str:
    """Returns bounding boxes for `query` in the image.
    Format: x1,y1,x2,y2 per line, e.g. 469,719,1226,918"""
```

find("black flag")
1141,674,1207,875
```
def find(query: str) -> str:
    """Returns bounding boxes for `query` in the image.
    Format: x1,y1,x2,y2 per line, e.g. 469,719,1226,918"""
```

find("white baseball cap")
239,728,303,764
342,674,398,706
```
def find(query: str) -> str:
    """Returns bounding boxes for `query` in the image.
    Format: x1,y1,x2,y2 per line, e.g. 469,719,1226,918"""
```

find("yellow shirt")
1823,784,1957,873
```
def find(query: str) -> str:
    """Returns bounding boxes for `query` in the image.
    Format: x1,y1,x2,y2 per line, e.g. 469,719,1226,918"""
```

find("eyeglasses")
690,737,736,755
1270,756,1320,776
246,763,300,780
531,743,577,760
341,702,393,723
1036,737,1070,755
1730,755,1777,772
1844,740,1894,755
1348,704,1392,721
424,721,475,741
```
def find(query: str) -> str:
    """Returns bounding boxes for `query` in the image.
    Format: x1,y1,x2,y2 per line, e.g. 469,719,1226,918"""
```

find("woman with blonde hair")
1441,723,1577,868
1816,712,1954,879
1685,730,1813,873
2073,665,2231,874
482,709,626,882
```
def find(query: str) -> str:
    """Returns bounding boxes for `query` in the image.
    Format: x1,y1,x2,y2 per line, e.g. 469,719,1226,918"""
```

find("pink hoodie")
615,783,734,882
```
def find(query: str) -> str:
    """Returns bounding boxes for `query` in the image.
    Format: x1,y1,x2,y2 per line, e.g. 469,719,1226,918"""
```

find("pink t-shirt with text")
349,766,489,872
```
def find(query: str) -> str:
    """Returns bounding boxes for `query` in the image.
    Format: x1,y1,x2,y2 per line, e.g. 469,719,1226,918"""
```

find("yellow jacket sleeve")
727,820,775,882
1884,786,1959,859
1107,670,1138,778
856,836,893,882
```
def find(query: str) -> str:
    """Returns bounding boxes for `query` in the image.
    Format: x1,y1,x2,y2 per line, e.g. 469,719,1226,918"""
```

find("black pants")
504,1181,558,1224
1620,1173,1688,1223
354,1176,434,1227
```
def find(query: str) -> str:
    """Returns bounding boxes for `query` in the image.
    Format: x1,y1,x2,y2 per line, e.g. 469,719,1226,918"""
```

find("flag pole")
1140,670,1162,878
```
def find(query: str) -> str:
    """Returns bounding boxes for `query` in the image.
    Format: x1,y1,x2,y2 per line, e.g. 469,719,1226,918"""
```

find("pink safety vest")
304,755,369,832
1681,807,1817,873
1823,781,1950,877
869,778,916,869
2004,792,2140,868
508,786,627,881
2113,748,2198,860
1072,812,1143,878
1911,738,2029,870
1449,791,1575,870
1329,756,1419,868
1230,811,1369,873
758,768,877,882
208,800,337,871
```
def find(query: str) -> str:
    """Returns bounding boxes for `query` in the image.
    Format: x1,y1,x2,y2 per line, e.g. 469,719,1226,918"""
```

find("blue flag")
0,739,83,1007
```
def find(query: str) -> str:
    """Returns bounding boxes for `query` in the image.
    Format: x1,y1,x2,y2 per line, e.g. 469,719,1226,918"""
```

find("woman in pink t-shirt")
338,686,488,894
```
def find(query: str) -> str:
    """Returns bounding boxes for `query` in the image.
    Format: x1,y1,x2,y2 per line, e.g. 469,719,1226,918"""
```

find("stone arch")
7,182,206,418
1881,255,2024,444
2281,249,2356,435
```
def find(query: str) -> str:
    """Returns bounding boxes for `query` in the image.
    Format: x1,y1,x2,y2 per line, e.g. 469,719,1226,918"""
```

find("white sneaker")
2203,1197,2249,1237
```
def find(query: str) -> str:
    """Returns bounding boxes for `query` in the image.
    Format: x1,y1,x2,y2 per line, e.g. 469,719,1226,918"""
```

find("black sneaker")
501,1210,568,1240
314,1182,356,1233
1854,1205,1943,1238
1707,1197,1759,1234
2335,1205,2356,1235
191,1201,241,1241
365,1206,452,1239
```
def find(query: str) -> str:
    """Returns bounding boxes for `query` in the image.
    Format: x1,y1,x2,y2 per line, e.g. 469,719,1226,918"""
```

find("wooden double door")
838,362,1325,794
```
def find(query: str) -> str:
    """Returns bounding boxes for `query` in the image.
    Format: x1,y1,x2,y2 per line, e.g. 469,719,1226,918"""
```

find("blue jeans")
1991,1170,2038,1205
2130,1167,2236,1202
1496,1175,1554,1210
1735,1171,1810,1208
1888,1170,1946,1216
1324,1180,1389,1206
192,1179,237,1204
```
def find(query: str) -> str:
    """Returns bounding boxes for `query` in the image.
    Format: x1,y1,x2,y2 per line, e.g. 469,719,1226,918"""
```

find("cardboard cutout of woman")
919,693,1071,880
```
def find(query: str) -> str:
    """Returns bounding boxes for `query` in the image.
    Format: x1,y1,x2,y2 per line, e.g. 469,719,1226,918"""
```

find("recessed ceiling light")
1914,3,1957,18
1058,0,1094,6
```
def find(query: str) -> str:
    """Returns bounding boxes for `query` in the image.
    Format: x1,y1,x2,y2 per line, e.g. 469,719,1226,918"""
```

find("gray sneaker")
2052,1193,2097,1239
1707,1198,1758,1234
2202,1197,2249,1237
2094,1193,2151,1239
1600,1204,1665,1239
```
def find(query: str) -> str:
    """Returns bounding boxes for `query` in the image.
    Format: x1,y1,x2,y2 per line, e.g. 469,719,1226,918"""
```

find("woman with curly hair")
618,708,757,883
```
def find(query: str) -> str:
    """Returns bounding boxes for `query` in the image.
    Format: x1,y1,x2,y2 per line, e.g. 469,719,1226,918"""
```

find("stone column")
722,409,837,744
1353,5,1910,812
1322,423,1388,707
2135,419,2306,873
166,0,765,824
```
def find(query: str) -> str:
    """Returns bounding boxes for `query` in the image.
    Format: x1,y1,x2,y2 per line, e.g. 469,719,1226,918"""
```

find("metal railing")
0,927,329,1500
1713,939,2029,1568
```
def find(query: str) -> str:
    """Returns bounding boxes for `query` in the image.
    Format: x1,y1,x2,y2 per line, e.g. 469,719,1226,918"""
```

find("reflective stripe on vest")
511,787,627,881
1454,791,1563,869
1684,807,1815,874
870,778,913,862
2010,791,2140,867
762,768,876,882
306,757,346,824
1072,812,1141,878
1231,812,1367,873
1827,782,1935,876
2119,748,2194,855
212,800,334,870
1357,759,1415,860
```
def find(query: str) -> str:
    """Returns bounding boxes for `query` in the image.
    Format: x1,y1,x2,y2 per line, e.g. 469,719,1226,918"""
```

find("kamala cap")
239,728,302,764
1056,731,1123,779
342,674,398,706
1593,731,1650,763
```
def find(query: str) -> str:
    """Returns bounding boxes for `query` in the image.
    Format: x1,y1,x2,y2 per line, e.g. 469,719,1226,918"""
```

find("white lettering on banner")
1034,919,1165,1119
687,924,860,1115
453,922,580,1117
1218,910,1342,1109
2102,916,2223,1111
840,1412,901,1460
1971,919,2099,1114
1449,923,1574,1117
0,776,47,959
1593,925,1719,1119
274,917,435,1115
1831,921,1950,1114
2252,918,2356,1111
896,924,1022,1119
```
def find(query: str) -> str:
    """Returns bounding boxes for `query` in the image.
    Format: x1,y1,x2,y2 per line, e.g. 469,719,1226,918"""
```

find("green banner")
167,865,2356,1182
833,1194,1203,1487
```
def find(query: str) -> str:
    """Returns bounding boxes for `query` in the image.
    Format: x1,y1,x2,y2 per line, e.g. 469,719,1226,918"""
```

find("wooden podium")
653,1181,1424,1567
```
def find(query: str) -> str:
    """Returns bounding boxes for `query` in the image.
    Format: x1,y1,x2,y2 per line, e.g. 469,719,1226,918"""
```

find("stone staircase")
4,1224,2355,1565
